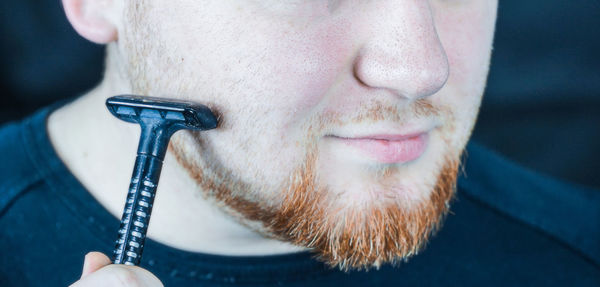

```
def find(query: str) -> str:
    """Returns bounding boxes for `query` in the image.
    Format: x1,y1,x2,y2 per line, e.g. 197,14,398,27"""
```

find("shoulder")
0,109,52,210
458,141,600,265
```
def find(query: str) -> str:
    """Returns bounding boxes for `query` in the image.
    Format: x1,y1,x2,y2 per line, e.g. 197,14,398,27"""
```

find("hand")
69,252,163,287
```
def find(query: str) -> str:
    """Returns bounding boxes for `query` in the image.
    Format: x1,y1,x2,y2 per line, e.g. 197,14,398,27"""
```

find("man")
0,0,598,286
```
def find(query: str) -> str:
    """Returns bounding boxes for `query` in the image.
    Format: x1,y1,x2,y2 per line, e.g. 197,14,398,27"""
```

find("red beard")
173,143,459,271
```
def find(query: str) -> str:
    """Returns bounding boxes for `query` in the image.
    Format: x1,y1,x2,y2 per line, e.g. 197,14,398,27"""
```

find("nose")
353,0,449,101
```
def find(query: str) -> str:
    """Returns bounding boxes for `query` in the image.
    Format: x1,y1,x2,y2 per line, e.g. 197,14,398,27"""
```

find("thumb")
81,252,112,278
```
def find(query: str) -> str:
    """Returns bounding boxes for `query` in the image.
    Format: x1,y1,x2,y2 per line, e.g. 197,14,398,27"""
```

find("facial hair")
170,99,460,271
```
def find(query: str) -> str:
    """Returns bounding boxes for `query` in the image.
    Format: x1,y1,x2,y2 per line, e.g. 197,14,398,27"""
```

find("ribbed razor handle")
112,154,163,265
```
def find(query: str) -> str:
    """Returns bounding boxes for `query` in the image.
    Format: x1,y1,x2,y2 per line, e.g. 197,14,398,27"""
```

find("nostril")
411,61,449,99
352,35,450,100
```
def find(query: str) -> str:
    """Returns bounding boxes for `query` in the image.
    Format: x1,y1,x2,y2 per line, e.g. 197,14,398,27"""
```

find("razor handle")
112,122,171,266
113,154,162,265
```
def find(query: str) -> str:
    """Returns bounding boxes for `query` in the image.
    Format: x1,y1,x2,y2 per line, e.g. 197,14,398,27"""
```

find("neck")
46,63,305,257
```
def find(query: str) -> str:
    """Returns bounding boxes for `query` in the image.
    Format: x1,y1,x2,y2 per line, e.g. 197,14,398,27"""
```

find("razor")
106,95,218,265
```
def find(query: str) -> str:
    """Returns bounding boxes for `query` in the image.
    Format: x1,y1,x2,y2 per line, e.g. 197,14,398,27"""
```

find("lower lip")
332,133,428,164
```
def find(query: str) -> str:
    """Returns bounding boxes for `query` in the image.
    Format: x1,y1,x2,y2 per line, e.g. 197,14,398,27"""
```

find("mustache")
322,99,440,124
303,98,444,138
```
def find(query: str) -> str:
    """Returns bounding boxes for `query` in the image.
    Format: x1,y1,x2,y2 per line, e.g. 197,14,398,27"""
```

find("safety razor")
106,95,218,265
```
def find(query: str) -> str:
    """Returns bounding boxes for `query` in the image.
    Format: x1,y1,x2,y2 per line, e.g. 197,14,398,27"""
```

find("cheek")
160,4,353,127
429,2,497,147
260,18,355,118
434,2,497,87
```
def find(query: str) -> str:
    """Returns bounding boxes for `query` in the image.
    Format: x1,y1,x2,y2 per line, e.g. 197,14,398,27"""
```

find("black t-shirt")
1,105,599,287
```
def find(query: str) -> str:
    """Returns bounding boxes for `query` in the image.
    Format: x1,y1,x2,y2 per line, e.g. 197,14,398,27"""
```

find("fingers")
71,263,163,287
81,252,112,278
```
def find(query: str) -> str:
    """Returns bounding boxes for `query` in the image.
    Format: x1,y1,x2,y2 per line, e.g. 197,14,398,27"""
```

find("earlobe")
62,0,118,44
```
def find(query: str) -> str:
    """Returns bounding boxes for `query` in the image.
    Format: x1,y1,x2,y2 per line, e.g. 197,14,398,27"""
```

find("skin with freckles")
50,0,498,272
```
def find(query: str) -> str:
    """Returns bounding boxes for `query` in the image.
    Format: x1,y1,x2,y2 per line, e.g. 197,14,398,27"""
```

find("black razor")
106,95,218,265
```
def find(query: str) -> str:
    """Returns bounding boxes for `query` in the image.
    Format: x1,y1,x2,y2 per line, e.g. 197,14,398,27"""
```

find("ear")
62,0,119,44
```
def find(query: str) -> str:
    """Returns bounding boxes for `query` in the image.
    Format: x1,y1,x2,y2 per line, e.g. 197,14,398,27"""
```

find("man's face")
116,0,497,270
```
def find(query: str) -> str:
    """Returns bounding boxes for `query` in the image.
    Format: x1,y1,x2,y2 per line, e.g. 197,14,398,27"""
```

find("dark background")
1,1,599,189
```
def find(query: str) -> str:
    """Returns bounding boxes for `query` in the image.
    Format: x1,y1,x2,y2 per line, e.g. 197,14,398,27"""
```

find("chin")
268,147,461,271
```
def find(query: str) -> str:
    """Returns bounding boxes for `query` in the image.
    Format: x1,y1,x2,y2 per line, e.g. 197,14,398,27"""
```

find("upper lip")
324,121,438,141
328,132,427,141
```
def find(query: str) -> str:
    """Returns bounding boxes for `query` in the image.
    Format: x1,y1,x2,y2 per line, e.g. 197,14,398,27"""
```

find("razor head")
106,95,218,131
